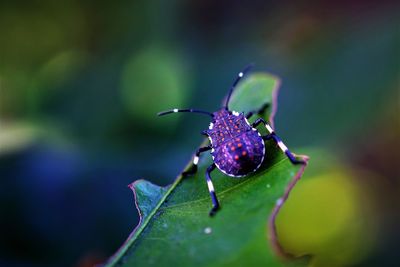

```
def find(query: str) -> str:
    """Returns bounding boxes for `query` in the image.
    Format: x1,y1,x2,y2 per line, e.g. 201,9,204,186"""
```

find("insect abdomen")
212,131,265,177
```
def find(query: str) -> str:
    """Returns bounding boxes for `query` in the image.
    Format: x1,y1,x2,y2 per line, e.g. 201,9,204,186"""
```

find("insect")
158,65,305,216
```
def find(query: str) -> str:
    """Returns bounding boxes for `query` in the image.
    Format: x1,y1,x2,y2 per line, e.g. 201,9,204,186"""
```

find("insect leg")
252,118,305,165
205,163,220,216
201,130,208,136
182,145,212,177
245,103,270,119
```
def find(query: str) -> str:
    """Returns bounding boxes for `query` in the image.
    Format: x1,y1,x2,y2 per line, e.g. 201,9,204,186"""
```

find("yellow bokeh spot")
276,170,377,267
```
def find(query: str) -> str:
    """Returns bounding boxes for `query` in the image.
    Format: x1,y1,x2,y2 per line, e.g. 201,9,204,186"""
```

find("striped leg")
245,103,270,119
205,163,220,216
182,146,212,177
252,118,305,165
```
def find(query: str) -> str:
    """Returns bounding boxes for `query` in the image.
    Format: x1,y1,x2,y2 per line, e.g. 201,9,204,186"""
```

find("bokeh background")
0,0,399,266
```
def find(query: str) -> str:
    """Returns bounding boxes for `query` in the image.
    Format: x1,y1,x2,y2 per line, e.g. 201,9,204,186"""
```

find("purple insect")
158,65,305,216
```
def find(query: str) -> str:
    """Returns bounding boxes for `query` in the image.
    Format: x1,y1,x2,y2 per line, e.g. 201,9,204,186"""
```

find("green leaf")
105,73,308,267
130,180,170,222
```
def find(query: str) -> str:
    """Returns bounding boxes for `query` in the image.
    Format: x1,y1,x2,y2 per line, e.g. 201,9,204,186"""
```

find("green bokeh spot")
120,47,190,126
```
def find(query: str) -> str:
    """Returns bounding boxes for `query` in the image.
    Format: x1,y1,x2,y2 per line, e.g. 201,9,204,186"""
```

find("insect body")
207,110,265,177
158,65,305,216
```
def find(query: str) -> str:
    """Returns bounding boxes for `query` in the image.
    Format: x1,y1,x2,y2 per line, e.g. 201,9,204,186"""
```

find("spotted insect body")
158,65,305,216
207,110,265,177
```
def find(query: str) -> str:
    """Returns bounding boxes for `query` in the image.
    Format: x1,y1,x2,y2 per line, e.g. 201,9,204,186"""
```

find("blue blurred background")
0,0,399,266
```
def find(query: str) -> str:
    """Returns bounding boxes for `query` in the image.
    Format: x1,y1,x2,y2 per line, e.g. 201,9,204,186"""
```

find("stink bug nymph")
158,65,305,216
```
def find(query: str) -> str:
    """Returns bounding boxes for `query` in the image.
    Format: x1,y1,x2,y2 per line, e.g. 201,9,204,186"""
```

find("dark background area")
0,0,399,266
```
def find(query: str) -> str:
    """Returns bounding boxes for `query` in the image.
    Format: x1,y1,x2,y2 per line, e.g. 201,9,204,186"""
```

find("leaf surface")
105,73,308,267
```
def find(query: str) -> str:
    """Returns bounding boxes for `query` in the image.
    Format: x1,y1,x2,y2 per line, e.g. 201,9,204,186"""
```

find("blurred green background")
0,0,399,266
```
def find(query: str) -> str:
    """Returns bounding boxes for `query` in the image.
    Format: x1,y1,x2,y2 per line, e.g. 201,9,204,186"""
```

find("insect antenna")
224,63,254,110
157,108,214,118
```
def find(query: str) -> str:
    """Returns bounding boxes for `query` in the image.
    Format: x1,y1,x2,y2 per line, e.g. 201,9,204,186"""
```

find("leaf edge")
268,155,310,260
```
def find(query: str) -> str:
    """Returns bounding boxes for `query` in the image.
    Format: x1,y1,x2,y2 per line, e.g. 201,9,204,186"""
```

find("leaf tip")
104,179,168,267
127,178,145,191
